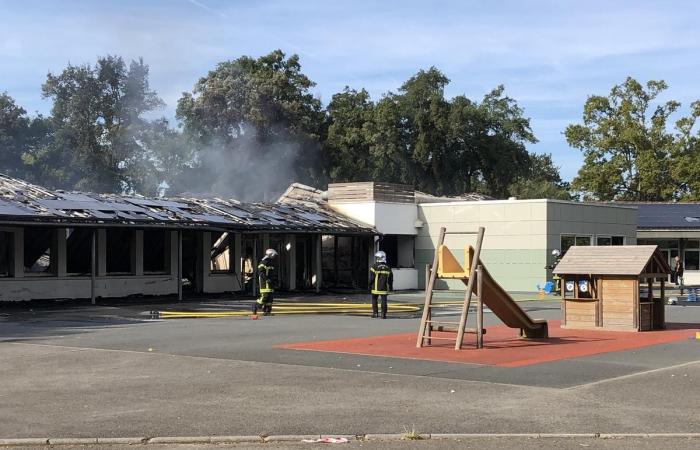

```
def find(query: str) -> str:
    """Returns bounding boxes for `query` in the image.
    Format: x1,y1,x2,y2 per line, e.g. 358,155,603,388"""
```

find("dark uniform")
369,261,393,318
253,256,276,315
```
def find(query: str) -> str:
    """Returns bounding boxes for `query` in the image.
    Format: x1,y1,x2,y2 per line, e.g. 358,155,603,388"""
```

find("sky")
1,0,700,181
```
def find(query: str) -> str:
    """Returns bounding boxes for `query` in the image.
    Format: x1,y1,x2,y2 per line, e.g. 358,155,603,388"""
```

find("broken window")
106,229,133,274
322,235,370,289
0,231,14,277
66,228,93,275
378,235,414,268
210,232,231,273
24,227,56,276
143,230,170,274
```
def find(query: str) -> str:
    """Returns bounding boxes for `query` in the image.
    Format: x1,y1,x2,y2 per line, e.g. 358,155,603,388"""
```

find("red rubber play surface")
276,321,699,367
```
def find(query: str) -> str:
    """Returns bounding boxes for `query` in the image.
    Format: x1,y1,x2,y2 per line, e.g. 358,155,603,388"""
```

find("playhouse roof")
552,245,670,276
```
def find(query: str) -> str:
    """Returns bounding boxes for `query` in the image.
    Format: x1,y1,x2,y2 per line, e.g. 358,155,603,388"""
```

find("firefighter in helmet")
369,250,393,319
253,249,278,316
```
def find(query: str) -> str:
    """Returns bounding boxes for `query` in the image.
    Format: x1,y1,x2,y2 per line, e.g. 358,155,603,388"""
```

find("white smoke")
172,124,309,202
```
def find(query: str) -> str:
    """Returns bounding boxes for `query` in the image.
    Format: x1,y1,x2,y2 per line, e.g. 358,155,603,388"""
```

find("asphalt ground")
1,291,699,446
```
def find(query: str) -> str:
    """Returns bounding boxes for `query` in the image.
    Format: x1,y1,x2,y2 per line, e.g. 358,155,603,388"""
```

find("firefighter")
252,249,278,316
369,250,393,319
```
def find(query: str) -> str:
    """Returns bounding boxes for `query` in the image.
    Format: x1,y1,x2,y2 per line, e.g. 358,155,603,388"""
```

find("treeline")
1,50,569,200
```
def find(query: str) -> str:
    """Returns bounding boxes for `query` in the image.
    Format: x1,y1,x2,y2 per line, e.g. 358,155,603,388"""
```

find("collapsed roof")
0,174,374,234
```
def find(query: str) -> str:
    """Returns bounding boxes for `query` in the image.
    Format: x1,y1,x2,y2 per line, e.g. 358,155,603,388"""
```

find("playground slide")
465,265,548,338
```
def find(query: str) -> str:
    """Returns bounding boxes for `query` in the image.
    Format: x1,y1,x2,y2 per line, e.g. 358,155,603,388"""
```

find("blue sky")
2,0,699,181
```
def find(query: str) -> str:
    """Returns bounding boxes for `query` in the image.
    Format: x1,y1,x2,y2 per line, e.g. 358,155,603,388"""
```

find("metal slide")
464,264,548,338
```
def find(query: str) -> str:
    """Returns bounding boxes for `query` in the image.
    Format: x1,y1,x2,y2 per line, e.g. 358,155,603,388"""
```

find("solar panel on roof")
636,203,700,229
0,200,37,216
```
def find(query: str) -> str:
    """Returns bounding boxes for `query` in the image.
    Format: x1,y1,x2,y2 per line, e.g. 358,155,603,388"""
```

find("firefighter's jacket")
258,258,277,294
369,262,393,295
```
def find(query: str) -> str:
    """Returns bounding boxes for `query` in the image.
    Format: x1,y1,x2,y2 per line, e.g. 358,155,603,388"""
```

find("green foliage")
508,153,572,200
2,50,568,201
324,87,373,181
565,77,695,201
28,56,165,194
175,50,326,198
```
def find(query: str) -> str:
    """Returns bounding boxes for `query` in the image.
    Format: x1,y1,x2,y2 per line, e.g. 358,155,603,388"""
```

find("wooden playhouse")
552,245,670,331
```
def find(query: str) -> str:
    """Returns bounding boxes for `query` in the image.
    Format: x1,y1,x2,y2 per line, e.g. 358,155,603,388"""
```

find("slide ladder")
416,227,487,350
416,227,548,350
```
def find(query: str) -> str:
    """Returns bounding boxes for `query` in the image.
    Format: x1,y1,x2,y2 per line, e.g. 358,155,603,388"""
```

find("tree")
397,68,451,195
566,78,679,201
670,100,700,200
367,94,413,184
31,56,164,194
324,87,374,182
508,153,572,200
445,86,536,197
0,93,51,182
176,50,325,200
0,93,32,177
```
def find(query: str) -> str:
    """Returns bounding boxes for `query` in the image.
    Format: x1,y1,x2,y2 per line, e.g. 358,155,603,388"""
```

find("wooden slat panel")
328,182,415,203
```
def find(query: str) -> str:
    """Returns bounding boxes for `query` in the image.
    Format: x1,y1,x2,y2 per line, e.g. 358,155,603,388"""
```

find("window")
596,235,625,246
575,236,591,246
24,227,56,276
560,234,591,255
66,228,93,275
144,230,169,274
597,236,611,246
0,231,13,277
378,235,398,267
106,229,134,274
685,240,700,271
210,232,231,273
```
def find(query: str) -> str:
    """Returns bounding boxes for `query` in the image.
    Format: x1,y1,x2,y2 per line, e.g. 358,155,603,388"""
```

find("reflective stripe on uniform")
372,290,389,295
260,288,274,293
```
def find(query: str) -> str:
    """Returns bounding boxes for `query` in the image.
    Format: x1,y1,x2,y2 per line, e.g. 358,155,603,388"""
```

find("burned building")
0,175,375,302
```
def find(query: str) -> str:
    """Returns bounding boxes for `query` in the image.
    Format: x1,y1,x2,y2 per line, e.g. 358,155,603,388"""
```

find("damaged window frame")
210,231,233,274
23,226,58,277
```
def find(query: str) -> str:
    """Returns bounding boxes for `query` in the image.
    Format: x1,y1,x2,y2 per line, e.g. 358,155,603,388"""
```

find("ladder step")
426,320,461,325
427,327,487,334
421,335,457,341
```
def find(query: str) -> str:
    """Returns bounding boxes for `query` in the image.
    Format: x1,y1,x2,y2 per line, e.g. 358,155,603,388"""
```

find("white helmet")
551,249,561,257
375,251,386,262
265,248,278,258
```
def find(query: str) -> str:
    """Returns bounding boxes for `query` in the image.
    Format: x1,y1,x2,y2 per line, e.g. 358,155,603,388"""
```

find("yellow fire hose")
156,300,464,319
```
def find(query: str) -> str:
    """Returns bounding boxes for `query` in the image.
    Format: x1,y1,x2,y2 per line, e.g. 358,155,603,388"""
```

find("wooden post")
476,265,484,349
659,279,665,329
561,275,566,326
455,226,485,350
90,229,96,305
416,227,446,348
177,230,183,301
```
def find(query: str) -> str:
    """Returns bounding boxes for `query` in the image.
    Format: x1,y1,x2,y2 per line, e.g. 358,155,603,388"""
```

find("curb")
1,432,700,446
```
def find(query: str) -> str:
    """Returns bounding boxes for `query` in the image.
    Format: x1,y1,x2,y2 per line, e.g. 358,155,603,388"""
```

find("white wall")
0,228,243,301
330,201,418,235
392,268,418,290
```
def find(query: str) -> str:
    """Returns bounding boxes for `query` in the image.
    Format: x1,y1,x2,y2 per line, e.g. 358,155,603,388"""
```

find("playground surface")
1,292,699,445
277,321,697,367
